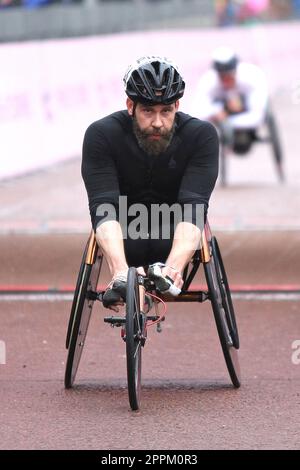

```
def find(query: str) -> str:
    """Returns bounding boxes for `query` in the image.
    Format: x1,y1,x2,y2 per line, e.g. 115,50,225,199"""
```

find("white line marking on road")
0,293,299,302
0,294,74,302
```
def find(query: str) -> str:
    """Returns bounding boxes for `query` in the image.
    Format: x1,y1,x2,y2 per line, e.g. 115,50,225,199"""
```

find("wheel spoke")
133,340,141,359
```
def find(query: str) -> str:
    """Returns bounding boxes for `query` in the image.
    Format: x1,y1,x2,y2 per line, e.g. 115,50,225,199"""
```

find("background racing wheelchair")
219,106,284,186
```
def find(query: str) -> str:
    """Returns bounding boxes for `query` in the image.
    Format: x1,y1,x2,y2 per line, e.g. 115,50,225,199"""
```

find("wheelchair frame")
64,222,241,411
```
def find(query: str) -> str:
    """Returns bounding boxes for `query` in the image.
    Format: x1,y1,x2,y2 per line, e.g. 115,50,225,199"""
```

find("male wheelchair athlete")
219,106,284,186
64,222,240,411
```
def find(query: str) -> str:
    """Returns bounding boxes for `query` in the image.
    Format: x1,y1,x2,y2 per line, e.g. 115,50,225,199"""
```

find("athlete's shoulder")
86,110,131,133
238,62,266,81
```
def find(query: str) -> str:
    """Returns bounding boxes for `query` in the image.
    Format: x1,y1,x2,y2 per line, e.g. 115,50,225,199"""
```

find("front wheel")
126,268,145,411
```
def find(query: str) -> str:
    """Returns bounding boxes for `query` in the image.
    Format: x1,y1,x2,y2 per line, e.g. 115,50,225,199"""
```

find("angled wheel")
65,241,88,350
219,144,228,187
204,237,241,388
212,237,239,349
126,268,145,411
266,110,284,182
64,241,102,389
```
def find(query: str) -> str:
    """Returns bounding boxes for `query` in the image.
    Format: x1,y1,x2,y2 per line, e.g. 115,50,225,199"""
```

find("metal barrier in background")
0,0,214,43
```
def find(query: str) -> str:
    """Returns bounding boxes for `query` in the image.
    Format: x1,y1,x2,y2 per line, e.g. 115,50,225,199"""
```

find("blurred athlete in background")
193,46,269,155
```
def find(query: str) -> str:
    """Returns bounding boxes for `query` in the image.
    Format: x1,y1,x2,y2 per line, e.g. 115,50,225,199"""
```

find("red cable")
146,292,167,328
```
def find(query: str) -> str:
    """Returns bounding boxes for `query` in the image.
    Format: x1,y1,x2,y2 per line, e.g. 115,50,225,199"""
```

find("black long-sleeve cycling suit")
81,110,219,267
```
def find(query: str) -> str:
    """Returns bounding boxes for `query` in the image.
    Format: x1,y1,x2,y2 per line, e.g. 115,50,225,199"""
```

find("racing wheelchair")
219,107,284,186
64,222,240,411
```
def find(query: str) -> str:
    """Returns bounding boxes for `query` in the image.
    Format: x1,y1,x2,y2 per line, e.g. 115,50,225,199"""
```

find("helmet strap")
132,102,137,117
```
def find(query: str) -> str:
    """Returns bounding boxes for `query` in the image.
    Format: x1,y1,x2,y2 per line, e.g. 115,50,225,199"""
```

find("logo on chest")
168,157,177,169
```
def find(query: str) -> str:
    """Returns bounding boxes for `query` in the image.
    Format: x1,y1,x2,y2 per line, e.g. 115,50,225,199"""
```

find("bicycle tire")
126,268,144,411
64,249,102,389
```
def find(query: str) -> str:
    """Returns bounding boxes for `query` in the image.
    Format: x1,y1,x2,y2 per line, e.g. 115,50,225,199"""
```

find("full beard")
133,117,175,156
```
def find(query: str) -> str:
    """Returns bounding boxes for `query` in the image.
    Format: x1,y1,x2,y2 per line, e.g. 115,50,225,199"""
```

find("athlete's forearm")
96,221,128,277
166,222,201,273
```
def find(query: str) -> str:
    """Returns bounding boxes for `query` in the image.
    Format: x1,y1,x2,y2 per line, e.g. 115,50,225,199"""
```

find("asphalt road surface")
1,297,299,450
0,234,299,450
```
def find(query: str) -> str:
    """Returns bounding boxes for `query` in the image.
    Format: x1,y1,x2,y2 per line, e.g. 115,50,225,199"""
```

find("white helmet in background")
212,47,239,73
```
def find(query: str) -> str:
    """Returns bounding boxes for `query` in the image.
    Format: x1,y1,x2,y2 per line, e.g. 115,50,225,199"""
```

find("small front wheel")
126,268,144,410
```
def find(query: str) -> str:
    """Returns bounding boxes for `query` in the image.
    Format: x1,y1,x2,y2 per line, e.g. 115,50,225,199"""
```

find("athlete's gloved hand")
102,271,128,312
102,267,147,312
147,262,182,296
